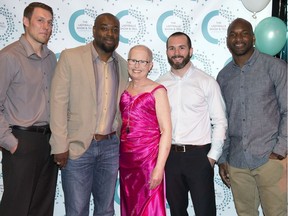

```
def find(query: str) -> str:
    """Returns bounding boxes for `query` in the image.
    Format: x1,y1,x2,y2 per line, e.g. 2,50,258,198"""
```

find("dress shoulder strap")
151,84,166,94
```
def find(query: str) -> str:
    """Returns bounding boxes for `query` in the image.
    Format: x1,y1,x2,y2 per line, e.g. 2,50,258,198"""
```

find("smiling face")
93,13,120,54
23,7,53,46
127,45,153,81
166,34,192,70
226,18,255,58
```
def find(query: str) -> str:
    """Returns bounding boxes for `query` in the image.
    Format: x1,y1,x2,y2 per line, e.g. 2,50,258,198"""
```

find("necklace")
125,80,149,134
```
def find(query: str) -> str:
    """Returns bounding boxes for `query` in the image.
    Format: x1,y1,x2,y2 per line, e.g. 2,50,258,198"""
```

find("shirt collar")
90,42,118,63
19,34,51,59
169,62,195,79
232,48,259,68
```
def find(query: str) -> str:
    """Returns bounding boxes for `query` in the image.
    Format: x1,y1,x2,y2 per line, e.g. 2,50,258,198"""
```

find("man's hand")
54,151,69,169
208,157,216,168
10,143,18,154
218,162,231,188
269,152,286,160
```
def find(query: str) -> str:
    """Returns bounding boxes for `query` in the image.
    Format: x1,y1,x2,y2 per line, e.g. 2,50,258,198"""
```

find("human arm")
269,60,287,158
208,157,216,167
218,162,231,188
0,52,18,153
217,132,232,188
54,151,69,169
49,51,71,167
206,78,228,165
149,87,172,189
269,152,286,160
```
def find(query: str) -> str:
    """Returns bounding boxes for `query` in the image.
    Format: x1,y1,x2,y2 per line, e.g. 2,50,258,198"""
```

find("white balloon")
241,0,271,12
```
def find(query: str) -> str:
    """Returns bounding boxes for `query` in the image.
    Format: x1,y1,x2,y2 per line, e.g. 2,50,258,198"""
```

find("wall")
0,0,272,215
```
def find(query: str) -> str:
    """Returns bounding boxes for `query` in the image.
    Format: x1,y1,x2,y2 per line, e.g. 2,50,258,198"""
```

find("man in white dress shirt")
157,32,227,216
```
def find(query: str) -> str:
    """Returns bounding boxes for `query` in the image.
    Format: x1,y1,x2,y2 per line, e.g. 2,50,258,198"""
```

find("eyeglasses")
127,59,150,67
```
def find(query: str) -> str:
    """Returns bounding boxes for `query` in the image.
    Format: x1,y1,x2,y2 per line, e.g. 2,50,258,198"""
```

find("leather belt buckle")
93,132,116,141
177,145,186,152
173,145,186,152
93,134,106,141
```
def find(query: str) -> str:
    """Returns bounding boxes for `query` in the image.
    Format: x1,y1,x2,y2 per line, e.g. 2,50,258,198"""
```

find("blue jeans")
61,135,119,216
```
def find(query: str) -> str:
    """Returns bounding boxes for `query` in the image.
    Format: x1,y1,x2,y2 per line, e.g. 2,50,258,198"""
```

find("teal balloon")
255,17,287,56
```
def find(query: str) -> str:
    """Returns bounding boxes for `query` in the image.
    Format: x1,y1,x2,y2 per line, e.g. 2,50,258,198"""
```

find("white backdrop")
0,0,272,215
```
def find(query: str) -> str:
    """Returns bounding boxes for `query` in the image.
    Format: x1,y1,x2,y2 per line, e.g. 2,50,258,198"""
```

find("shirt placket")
98,63,109,133
240,69,248,151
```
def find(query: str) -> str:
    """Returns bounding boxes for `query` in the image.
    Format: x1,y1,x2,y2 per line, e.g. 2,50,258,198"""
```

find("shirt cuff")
207,139,224,161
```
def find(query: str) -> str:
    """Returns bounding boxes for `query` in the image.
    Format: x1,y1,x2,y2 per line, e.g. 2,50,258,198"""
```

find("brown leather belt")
171,144,210,152
93,132,116,141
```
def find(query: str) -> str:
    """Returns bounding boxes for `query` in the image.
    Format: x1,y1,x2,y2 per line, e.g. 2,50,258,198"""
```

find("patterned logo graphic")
202,10,221,44
202,8,235,46
214,172,233,215
148,51,168,80
47,12,59,44
0,6,16,44
192,52,214,76
117,9,146,45
69,9,97,43
157,9,192,42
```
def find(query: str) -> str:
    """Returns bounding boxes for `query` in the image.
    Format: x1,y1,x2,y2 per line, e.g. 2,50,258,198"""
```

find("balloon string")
252,12,257,19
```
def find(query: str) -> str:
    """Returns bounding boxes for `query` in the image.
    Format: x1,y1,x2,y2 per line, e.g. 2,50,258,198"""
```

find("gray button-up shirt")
0,35,57,151
217,49,287,169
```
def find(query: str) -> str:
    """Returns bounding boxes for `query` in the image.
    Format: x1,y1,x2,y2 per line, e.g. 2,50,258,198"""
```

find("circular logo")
117,9,146,44
69,9,97,43
156,9,192,43
202,9,235,45
202,10,220,44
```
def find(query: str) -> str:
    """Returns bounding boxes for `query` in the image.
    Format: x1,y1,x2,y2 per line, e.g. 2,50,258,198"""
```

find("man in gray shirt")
217,18,287,216
0,2,58,216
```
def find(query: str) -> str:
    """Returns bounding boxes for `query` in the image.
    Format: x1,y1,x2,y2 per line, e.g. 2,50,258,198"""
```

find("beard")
167,54,191,70
99,44,116,53
94,38,118,53
98,42,117,53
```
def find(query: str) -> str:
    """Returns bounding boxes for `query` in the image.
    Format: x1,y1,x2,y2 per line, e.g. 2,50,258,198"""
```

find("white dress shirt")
157,63,227,161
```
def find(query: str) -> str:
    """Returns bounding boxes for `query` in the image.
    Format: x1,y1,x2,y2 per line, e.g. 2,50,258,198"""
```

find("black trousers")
0,128,58,216
165,144,216,216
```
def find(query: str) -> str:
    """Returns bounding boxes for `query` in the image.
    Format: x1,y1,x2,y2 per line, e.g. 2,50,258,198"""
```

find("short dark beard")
94,39,117,53
98,42,116,53
168,54,191,70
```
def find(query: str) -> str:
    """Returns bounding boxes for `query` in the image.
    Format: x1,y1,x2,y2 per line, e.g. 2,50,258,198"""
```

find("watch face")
277,155,285,160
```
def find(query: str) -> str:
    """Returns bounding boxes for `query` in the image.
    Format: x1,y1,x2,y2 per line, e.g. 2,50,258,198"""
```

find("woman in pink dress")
119,45,172,216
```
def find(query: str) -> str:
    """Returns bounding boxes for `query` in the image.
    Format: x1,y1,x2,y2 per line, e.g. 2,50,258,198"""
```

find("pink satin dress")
119,85,167,216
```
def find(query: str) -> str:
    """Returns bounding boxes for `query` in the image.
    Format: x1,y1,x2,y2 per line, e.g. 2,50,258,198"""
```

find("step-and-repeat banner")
0,0,272,215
